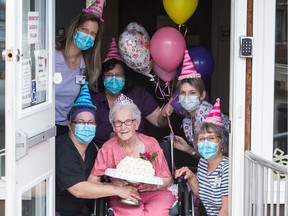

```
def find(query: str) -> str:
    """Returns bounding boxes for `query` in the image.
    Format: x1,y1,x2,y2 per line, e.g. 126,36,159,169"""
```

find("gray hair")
193,122,229,156
109,103,141,124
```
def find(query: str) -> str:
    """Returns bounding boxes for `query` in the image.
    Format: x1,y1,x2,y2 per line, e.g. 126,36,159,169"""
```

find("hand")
174,136,191,153
137,183,157,192
117,185,141,202
111,178,129,187
162,98,174,117
175,166,195,182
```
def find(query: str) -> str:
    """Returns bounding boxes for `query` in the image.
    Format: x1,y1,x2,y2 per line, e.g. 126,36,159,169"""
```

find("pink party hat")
178,50,201,80
104,38,123,62
204,98,224,126
114,94,134,105
82,0,105,22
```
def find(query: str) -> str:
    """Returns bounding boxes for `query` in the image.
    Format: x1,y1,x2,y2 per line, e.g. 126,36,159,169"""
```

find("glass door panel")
273,0,287,169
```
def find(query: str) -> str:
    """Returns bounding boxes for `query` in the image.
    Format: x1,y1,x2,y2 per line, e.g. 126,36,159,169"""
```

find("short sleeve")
221,160,229,196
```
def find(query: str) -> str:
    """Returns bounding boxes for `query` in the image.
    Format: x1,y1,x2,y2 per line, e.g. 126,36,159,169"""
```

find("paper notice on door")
34,50,48,92
28,11,39,44
22,59,32,105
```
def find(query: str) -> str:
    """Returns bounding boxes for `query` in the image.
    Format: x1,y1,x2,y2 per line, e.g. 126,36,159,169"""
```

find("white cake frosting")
117,156,155,177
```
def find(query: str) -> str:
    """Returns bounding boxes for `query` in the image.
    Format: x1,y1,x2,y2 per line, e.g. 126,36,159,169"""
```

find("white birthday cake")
116,156,155,177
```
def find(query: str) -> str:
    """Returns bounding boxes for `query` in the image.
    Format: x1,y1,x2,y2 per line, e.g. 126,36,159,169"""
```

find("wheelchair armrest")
177,175,191,216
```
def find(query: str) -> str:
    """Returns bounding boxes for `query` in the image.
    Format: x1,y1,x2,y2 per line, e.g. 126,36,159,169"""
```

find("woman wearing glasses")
175,99,229,216
55,1,104,136
56,83,140,216
90,38,171,147
88,94,176,216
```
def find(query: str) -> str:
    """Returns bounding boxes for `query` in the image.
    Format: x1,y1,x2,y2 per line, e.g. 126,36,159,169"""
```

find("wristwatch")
191,148,196,155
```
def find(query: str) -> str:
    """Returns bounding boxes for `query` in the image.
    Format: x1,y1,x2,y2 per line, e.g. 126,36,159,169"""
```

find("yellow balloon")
163,0,199,25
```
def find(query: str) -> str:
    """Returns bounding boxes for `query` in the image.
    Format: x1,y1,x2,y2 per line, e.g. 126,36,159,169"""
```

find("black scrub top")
56,132,97,216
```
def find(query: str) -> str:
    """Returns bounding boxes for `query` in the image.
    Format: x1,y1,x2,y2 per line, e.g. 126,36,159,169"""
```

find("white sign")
21,59,32,105
28,11,39,44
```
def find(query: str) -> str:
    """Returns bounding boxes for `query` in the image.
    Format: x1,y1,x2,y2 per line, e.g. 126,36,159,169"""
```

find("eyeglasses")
78,27,98,38
72,120,96,126
196,135,221,143
113,119,135,127
104,73,125,79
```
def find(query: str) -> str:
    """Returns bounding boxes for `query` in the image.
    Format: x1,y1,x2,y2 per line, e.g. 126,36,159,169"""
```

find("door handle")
15,125,56,160
2,48,20,62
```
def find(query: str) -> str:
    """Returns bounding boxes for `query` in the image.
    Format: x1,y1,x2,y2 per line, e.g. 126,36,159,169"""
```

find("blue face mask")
103,77,125,95
74,124,96,144
197,140,218,160
73,31,95,51
179,95,200,112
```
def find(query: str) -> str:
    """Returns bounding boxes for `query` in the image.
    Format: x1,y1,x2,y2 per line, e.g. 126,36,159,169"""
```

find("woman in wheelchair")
56,83,140,216
88,94,176,216
175,98,229,216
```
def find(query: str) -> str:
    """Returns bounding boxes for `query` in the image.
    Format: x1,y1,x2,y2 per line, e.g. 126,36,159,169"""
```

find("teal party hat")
72,81,96,110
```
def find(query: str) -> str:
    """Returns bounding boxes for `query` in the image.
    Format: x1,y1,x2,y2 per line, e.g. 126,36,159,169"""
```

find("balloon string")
178,24,188,38
167,116,174,136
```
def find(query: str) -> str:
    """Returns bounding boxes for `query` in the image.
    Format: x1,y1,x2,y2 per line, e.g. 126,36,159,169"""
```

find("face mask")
74,124,96,144
73,31,95,50
179,95,200,112
197,140,218,160
104,77,125,95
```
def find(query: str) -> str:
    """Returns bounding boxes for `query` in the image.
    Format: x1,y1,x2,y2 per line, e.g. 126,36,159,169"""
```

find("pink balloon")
150,27,186,72
153,62,176,82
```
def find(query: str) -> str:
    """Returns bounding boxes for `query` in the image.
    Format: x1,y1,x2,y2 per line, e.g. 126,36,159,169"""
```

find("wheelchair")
91,141,198,216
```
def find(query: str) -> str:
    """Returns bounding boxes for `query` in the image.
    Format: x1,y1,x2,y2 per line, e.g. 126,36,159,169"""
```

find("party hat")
204,98,224,126
114,94,134,105
82,0,105,22
178,50,201,80
72,81,96,110
104,38,123,62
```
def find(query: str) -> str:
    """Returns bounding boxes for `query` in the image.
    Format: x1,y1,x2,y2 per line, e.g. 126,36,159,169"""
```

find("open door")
4,0,55,215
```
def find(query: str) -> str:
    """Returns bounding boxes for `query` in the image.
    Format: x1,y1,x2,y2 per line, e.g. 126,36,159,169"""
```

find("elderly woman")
175,99,229,216
88,94,176,216
56,83,140,216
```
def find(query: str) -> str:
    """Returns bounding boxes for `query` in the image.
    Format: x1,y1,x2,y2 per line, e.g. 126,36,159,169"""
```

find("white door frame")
229,0,248,215
5,0,55,215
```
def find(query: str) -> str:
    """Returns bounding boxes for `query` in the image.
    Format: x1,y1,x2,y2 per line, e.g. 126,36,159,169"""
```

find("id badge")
76,67,86,84
76,75,86,84
213,176,222,188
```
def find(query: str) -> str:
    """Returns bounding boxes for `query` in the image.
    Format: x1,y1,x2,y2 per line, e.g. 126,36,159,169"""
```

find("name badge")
213,176,222,188
76,68,86,84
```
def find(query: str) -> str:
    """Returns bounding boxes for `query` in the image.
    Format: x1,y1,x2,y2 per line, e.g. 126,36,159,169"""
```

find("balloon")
150,27,186,72
188,47,215,81
118,23,152,76
171,90,185,116
153,62,177,82
124,22,146,32
163,0,199,25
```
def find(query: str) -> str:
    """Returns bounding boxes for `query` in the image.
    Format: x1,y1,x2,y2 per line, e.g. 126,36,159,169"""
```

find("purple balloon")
188,47,215,81
171,91,185,116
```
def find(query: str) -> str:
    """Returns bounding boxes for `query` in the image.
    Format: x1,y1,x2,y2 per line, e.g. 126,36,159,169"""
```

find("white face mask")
179,95,200,112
